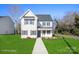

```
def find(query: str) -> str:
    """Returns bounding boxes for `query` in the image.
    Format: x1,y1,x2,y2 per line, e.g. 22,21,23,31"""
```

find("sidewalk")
32,38,48,54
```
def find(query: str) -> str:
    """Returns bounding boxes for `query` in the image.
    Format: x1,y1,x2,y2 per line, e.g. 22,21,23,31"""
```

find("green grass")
43,36,73,54
0,35,36,54
43,36,79,54
62,36,79,53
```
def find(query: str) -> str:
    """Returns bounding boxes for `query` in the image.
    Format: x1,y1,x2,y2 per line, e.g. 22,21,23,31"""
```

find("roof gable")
20,9,53,21
20,9,37,19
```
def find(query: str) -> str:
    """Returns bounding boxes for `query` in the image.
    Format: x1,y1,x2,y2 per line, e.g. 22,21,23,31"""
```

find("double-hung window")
30,31,36,35
30,20,34,25
47,22,50,26
43,30,46,34
22,30,28,35
42,22,46,26
47,30,50,34
42,21,50,26
24,19,29,24
24,19,34,25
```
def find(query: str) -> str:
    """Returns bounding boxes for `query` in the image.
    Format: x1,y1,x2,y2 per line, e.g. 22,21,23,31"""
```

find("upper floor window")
47,22,50,26
30,20,34,25
42,22,46,26
24,19,34,25
24,19,28,24
42,21,50,26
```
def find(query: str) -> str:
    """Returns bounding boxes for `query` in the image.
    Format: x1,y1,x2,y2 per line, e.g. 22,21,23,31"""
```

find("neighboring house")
21,9,56,38
0,16,14,34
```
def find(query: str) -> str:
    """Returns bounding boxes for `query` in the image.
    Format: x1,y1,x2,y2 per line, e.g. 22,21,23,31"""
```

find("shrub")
74,28,79,36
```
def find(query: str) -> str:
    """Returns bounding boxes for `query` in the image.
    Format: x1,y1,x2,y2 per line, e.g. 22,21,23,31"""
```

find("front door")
37,30,41,37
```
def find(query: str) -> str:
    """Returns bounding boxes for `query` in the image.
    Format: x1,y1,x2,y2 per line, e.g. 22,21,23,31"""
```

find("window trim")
47,30,51,34
24,19,29,24
42,21,46,26
24,19,34,25
43,30,46,34
21,30,28,35
30,20,34,25
30,30,36,35
47,22,50,26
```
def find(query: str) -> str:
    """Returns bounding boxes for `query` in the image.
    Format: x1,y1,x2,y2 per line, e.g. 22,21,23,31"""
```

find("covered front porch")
37,28,53,38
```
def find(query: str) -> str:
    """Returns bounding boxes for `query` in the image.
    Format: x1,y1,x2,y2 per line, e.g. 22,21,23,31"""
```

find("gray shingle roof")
0,16,14,34
36,15,53,21
0,16,9,18
0,16,14,24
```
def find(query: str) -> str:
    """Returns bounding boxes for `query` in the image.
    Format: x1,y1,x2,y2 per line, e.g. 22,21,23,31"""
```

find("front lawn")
43,36,79,54
62,36,79,53
0,35,36,54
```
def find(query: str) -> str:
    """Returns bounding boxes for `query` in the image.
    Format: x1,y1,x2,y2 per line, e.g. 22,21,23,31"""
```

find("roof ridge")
36,14,50,15
0,16,10,18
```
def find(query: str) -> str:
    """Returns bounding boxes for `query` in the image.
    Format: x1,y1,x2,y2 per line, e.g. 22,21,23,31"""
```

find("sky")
0,4,79,20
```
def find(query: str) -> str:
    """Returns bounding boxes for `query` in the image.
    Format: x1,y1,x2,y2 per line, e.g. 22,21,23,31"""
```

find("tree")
54,18,63,34
75,13,79,28
15,23,21,34
8,5,21,24
61,12,76,34
73,12,79,36
8,5,21,34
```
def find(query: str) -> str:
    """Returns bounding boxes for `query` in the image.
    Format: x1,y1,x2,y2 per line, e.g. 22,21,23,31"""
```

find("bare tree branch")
8,5,20,24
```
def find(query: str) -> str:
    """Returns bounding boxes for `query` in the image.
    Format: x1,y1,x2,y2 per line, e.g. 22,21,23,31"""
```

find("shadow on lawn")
62,36,78,54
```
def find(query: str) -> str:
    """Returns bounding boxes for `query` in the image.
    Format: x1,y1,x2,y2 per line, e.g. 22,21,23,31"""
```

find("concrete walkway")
32,38,48,54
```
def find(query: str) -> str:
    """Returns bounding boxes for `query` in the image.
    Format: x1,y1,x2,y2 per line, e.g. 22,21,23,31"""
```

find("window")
24,19,28,24
42,22,46,26
21,30,28,35
47,22,50,26
30,20,34,25
43,30,46,34
42,21,50,26
24,19,34,25
30,31,36,35
47,30,51,34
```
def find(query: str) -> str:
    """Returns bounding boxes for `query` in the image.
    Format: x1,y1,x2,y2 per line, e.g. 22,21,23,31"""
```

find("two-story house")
21,9,54,38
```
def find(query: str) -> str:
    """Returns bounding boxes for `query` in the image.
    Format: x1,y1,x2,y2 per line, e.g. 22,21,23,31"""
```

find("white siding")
21,10,38,38
21,10,54,38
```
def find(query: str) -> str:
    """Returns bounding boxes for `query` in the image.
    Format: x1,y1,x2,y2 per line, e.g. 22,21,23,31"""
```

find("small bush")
74,28,79,36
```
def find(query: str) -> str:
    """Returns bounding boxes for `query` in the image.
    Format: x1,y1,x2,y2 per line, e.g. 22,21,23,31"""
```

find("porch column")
41,30,43,37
